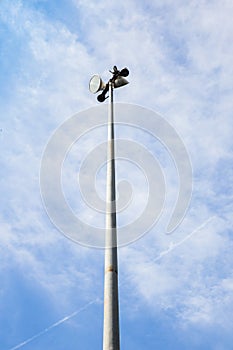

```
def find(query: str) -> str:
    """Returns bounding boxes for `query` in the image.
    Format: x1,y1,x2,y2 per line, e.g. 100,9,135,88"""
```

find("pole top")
89,66,129,102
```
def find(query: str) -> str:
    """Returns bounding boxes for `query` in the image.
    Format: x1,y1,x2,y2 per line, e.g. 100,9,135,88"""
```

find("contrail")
8,217,215,350
9,299,98,350
120,216,216,286
152,216,216,263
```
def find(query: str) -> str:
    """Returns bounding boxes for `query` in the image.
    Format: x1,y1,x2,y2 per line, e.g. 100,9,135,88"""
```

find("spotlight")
89,66,129,102
97,92,107,103
89,75,106,94
120,67,129,77
114,76,129,88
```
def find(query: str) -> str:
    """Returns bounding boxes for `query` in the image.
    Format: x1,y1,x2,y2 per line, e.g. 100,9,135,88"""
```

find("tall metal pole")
89,66,128,350
103,81,120,350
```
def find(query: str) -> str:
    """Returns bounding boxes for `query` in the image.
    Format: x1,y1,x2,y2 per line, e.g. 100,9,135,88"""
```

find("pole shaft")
103,82,120,350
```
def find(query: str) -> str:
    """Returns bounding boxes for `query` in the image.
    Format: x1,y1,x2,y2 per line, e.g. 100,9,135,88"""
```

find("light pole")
89,66,129,350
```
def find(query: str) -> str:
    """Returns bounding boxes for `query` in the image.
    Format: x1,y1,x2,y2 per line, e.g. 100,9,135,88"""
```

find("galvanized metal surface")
103,82,120,350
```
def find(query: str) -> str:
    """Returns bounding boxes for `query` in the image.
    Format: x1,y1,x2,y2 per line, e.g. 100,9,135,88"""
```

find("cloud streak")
8,300,98,350
7,217,215,350
1,0,233,348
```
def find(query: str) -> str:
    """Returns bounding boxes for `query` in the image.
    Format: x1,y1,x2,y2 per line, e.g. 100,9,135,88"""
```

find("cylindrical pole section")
103,81,120,350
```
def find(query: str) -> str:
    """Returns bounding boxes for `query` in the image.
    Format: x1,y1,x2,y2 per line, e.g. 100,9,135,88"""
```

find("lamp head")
89,66,129,102
120,67,129,77
114,76,129,88
89,75,106,94
97,92,106,103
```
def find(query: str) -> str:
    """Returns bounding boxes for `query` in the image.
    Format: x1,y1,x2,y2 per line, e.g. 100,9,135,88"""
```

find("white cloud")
120,215,233,329
1,1,233,346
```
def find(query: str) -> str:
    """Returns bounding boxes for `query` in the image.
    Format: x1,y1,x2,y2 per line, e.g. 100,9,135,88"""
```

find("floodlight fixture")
119,67,129,77
89,66,129,102
97,92,107,103
113,76,129,88
89,75,106,94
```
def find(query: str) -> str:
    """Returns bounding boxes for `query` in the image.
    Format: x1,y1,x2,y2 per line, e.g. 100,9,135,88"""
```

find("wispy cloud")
1,0,233,348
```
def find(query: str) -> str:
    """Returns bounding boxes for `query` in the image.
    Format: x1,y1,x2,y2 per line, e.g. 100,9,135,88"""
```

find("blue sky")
1,0,233,349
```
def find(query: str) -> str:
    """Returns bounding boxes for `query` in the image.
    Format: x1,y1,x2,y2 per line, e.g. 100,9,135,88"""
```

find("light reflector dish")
89,75,104,94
